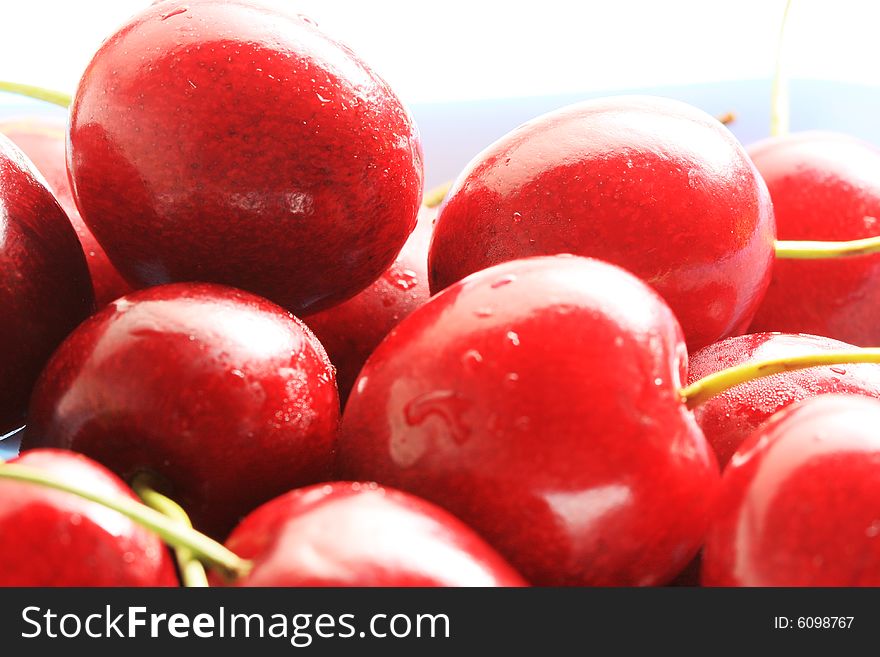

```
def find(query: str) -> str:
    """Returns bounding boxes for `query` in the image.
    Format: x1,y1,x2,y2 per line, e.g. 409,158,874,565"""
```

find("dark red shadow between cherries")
0,135,94,435
0,116,132,307
305,206,434,403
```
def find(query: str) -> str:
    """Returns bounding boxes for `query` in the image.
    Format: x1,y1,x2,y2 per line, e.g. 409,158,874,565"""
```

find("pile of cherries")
2,0,880,587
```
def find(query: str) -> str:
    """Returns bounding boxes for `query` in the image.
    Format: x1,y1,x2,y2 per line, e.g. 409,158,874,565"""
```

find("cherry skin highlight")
689,332,880,468
305,206,434,404
0,116,132,307
338,255,720,586
0,135,94,434
214,482,527,587
68,0,423,315
0,449,178,586
428,96,776,350
702,394,880,586
748,132,880,345
23,282,340,538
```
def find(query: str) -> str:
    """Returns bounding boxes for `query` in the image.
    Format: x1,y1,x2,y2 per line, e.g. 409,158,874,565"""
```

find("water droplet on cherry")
404,390,471,445
392,269,418,290
491,275,517,288
461,349,483,372
160,7,188,21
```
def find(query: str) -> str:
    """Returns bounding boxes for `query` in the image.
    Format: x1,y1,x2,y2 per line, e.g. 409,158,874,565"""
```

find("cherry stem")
680,349,880,409
770,0,793,137
423,181,452,208
0,81,71,108
0,462,251,580
774,235,880,259
717,111,736,126
132,475,209,588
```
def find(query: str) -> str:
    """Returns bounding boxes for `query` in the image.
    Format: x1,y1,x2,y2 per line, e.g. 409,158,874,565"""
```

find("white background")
1,0,879,105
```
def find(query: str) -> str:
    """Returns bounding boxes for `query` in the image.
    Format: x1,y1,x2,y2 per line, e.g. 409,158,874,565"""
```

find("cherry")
214,482,527,586
67,0,423,315
747,132,880,345
305,206,434,403
338,255,720,586
0,135,94,435
22,282,340,538
0,116,132,307
0,449,177,586
702,394,880,586
427,95,776,350
689,332,880,468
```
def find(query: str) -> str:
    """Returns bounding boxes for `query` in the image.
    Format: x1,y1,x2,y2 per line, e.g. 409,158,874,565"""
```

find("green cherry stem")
680,349,880,409
770,0,793,137
132,475,210,588
774,235,880,259
0,461,251,581
0,81,71,108
423,181,452,208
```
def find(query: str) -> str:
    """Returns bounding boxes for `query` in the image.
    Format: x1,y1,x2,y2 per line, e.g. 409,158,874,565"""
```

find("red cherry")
748,132,880,344
0,135,94,434
68,0,423,315
428,96,776,350
338,255,719,586
0,449,177,586
214,482,526,586
22,282,340,538
0,116,132,308
689,332,880,468
305,206,434,403
702,394,880,586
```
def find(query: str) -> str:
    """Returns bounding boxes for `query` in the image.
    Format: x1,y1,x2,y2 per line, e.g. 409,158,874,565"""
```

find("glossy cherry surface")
305,206,433,403
0,449,178,586
689,332,880,468
338,255,719,586
0,135,94,434
428,96,776,350
748,132,880,345
0,116,131,307
23,282,340,538
68,0,423,315
702,394,880,586
216,482,527,586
